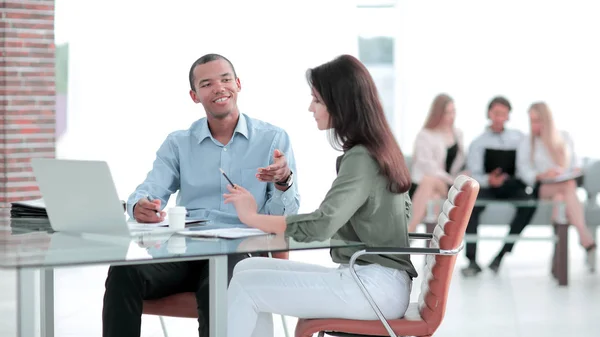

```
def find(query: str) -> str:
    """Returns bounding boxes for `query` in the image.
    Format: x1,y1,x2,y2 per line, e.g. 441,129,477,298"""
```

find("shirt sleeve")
563,131,581,169
284,148,376,242
466,135,489,188
262,129,301,216
516,136,537,187
126,134,181,218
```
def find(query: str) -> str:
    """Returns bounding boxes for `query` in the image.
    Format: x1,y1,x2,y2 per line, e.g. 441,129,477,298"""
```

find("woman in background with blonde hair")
517,102,596,271
407,93,466,232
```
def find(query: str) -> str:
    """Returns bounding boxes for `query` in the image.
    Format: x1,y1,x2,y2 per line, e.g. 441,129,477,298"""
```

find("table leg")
41,269,54,337
17,268,54,337
17,268,36,337
554,223,569,286
209,256,228,337
554,201,569,286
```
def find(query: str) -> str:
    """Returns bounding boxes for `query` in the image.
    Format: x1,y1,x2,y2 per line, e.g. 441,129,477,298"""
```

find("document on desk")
177,227,269,239
127,218,208,231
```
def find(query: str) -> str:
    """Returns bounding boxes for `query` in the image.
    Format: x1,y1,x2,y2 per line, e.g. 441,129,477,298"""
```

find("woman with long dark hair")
223,54,417,337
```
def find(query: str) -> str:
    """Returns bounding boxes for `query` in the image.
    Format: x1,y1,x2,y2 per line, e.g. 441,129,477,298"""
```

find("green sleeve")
285,149,377,241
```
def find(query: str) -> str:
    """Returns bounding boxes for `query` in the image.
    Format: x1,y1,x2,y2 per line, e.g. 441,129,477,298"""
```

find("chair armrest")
408,233,433,240
346,242,463,337
363,243,463,256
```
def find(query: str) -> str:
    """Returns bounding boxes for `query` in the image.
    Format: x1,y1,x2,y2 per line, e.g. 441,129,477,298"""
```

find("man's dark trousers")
465,178,537,261
102,254,248,337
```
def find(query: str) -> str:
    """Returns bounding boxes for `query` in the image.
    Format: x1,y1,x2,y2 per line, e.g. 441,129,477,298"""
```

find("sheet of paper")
127,219,168,229
541,170,583,184
127,218,208,230
11,198,47,209
177,227,268,239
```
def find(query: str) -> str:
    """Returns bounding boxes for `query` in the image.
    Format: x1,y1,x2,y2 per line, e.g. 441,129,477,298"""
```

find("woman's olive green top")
285,145,418,279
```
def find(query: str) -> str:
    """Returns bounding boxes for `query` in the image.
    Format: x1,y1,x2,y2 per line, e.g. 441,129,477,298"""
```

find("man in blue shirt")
462,96,536,276
102,54,300,337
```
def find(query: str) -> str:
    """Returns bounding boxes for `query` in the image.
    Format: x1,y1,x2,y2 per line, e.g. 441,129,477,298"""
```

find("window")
356,1,397,130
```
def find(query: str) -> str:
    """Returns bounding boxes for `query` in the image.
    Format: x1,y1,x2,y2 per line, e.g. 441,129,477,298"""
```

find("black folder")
484,149,517,176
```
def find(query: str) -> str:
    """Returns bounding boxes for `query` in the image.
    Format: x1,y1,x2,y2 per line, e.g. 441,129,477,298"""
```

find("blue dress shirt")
127,113,300,227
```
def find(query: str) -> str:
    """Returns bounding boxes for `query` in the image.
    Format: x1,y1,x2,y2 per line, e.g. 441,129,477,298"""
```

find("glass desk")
1,217,365,337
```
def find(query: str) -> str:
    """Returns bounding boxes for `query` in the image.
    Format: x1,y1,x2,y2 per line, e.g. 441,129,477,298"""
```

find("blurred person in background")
517,101,596,272
407,93,467,232
462,96,537,276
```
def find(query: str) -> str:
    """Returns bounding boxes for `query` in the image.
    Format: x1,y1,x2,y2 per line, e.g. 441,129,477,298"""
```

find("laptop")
30,158,185,237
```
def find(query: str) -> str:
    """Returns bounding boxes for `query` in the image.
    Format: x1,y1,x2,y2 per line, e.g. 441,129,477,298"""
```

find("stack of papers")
10,199,48,218
11,198,127,219
177,227,269,239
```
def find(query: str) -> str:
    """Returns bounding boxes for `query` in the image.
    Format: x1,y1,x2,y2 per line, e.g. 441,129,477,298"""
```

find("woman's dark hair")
306,54,411,194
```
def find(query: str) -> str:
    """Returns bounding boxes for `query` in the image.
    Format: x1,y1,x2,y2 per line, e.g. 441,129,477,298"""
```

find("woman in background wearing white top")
407,93,467,232
517,102,596,270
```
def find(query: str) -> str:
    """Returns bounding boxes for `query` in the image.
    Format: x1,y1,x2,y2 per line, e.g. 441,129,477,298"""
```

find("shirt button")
223,148,227,152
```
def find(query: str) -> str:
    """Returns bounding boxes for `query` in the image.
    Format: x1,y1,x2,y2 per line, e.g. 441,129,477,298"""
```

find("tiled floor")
1,226,599,337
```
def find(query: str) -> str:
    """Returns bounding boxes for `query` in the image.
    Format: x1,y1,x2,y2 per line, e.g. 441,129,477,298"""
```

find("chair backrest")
417,175,479,329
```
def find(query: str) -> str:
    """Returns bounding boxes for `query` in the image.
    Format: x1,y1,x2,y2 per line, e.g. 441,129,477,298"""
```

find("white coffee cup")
168,206,187,230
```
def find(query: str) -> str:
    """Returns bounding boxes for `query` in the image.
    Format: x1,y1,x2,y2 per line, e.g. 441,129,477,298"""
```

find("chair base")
159,316,169,337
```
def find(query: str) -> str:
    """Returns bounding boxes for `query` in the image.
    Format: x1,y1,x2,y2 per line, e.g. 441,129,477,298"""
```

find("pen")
219,168,236,188
146,195,162,218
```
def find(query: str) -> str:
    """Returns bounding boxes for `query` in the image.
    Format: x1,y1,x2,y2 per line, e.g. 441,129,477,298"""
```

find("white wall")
57,0,358,212
394,0,600,158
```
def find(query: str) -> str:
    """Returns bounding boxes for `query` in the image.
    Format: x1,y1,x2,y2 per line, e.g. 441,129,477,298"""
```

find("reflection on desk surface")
1,216,364,269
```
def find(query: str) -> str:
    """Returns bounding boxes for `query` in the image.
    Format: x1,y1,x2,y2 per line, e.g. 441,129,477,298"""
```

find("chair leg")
159,316,169,337
280,314,290,337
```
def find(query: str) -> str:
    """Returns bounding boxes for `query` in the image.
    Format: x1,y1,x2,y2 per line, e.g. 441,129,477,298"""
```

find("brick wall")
0,0,56,209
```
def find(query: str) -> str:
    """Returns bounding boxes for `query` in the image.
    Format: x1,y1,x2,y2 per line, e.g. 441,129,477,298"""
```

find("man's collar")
486,125,506,134
195,113,249,143
234,113,249,139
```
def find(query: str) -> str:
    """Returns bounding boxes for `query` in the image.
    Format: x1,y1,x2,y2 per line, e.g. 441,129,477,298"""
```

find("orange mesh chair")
295,175,479,337
142,251,290,337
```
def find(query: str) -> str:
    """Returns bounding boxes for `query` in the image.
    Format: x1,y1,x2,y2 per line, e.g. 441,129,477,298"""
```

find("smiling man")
101,54,300,337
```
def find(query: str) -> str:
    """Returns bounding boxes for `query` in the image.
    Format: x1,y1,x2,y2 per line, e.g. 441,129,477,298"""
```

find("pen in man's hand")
146,195,162,218
219,168,236,188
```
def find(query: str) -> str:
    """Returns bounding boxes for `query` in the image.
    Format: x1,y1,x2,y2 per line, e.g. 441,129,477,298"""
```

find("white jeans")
227,257,412,337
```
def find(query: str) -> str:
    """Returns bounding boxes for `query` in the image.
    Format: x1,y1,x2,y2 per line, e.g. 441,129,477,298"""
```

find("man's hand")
488,168,508,187
133,197,166,223
256,149,291,184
